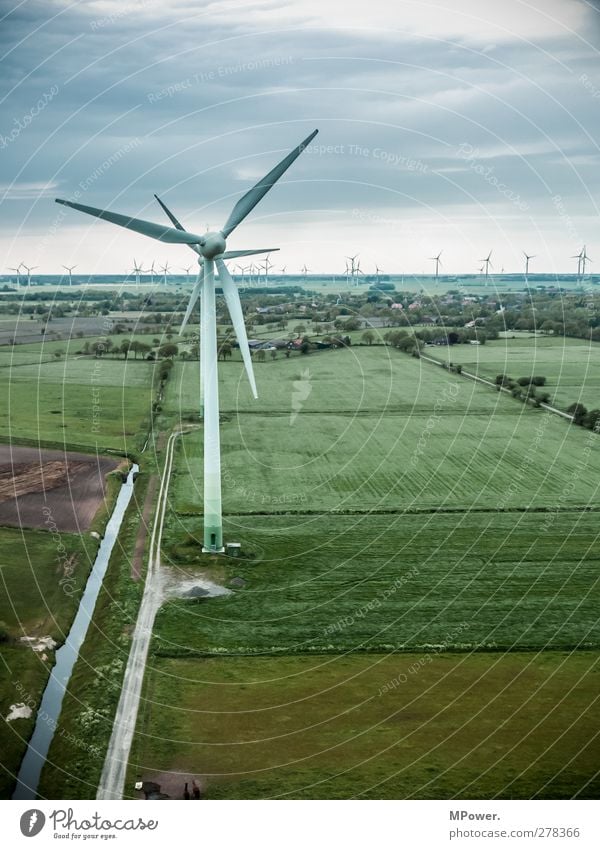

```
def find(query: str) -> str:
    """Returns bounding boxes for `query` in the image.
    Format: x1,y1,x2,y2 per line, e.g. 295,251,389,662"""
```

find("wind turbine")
22,265,39,286
181,264,193,284
345,254,359,286
262,254,274,284
571,247,584,280
355,259,364,286
62,264,77,286
523,251,535,285
56,128,318,552
429,250,443,281
479,250,493,283
8,264,23,286
131,259,146,286
301,263,310,280
374,264,384,284
159,262,171,285
148,260,156,285
581,245,591,279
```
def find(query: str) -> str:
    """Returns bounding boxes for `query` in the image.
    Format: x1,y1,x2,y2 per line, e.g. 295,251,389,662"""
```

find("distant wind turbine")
8,264,23,286
159,262,171,285
571,247,584,280
479,250,493,282
523,251,535,284
55,128,318,552
62,264,77,286
131,259,145,286
429,250,443,281
581,245,591,279
22,265,39,286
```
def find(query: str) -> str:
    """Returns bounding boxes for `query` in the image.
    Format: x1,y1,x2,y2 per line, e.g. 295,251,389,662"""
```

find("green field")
129,342,600,799
166,349,600,514
155,512,599,655
427,335,600,412
128,651,600,799
0,527,96,797
0,356,154,452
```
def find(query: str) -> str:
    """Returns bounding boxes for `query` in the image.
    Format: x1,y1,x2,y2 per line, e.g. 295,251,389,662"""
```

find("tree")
293,324,306,336
361,330,375,346
567,402,587,425
583,408,600,431
219,343,232,361
270,349,277,360
158,342,179,358
256,349,266,362
120,340,132,359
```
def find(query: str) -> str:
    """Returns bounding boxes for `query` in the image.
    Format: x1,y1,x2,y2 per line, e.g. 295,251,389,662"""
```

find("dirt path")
97,428,184,800
131,475,158,581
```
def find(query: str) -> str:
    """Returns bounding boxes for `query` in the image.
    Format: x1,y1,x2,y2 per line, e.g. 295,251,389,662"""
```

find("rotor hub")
200,231,226,259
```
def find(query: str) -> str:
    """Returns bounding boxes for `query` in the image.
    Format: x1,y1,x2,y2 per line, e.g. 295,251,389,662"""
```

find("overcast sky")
1,0,600,274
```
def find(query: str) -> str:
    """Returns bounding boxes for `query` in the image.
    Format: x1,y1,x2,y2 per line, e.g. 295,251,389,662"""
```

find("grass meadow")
0,355,154,453
130,343,600,798
426,335,600,412
0,527,96,797
128,651,600,799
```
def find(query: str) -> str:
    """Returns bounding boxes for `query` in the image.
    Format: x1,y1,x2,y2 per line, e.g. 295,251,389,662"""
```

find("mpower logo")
20,809,46,837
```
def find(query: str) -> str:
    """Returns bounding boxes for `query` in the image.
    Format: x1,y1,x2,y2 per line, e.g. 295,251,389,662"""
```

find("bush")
531,376,546,386
567,402,587,425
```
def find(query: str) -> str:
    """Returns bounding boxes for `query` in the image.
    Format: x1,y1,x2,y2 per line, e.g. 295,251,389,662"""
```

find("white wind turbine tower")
523,251,535,285
374,264,383,285
159,261,171,285
479,250,493,283
262,254,274,284
56,128,318,552
580,245,591,279
354,258,365,286
22,264,39,286
181,264,193,284
429,250,443,281
8,263,24,286
62,264,77,286
346,254,358,286
570,248,582,280
301,263,310,280
131,259,146,286
148,260,156,285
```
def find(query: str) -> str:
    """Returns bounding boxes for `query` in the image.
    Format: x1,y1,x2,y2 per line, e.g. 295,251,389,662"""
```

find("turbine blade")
55,199,206,245
154,193,203,255
221,248,280,260
221,129,318,238
216,258,258,399
180,269,202,332
153,193,186,231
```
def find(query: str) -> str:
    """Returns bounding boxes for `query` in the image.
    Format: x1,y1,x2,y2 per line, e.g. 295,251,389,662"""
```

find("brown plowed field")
0,445,120,531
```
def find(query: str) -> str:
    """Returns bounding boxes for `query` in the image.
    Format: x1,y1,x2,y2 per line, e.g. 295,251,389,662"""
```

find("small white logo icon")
20,809,46,837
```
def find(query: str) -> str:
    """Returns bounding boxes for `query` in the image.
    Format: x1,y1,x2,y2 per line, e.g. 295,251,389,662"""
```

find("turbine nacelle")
200,231,227,259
